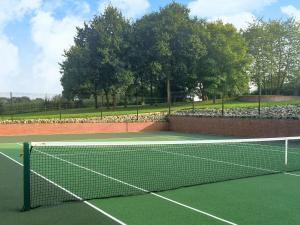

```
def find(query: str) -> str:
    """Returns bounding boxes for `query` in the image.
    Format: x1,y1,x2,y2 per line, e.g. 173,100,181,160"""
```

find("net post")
23,142,31,211
285,139,288,167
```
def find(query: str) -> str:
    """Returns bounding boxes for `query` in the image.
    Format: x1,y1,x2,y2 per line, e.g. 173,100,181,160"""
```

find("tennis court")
1,132,300,225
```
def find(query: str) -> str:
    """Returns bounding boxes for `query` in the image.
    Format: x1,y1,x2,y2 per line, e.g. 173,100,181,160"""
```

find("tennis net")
23,137,300,210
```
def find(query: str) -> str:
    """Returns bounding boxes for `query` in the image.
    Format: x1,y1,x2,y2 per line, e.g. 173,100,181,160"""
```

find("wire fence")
1,92,299,121
0,92,200,120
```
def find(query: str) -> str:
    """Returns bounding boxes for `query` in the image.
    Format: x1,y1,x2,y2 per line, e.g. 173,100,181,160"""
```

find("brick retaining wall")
2,117,299,137
0,122,168,136
169,116,300,138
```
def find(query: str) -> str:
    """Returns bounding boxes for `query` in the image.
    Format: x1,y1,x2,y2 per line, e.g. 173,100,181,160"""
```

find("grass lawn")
0,99,300,121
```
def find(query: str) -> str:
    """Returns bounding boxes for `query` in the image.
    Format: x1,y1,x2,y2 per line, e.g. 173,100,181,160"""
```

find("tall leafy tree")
244,18,300,95
201,21,251,101
60,6,134,108
155,2,208,103
132,11,165,103
91,6,134,107
133,2,207,104
60,45,91,101
61,22,103,108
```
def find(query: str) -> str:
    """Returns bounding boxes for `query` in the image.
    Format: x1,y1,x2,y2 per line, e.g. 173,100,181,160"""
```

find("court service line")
54,149,142,156
228,143,300,156
0,152,127,225
284,172,300,177
154,149,300,178
153,149,279,173
35,149,238,225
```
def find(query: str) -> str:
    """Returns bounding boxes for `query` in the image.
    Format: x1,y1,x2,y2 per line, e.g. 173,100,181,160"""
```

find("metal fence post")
221,94,224,117
168,97,171,116
59,97,62,120
136,95,139,121
258,88,261,116
192,98,195,111
10,92,13,120
44,94,47,112
101,95,103,120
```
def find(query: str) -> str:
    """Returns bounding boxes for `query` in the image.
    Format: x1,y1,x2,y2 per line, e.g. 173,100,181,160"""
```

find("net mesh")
28,138,300,208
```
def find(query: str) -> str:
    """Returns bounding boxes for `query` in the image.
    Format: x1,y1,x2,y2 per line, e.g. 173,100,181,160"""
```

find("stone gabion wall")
0,112,168,124
172,105,300,120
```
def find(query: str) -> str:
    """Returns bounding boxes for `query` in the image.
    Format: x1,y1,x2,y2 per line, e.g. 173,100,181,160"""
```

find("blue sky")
1,0,300,94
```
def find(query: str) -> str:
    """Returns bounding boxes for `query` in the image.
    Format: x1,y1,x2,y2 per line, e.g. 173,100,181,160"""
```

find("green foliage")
200,21,251,98
0,102,3,114
132,2,208,101
60,2,253,108
60,6,134,108
244,18,300,95
60,45,91,100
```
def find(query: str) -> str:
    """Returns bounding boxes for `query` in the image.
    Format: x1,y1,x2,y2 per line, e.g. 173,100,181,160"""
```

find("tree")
201,21,251,101
131,12,162,103
60,6,134,108
244,18,300,95
89,6,134,108
60,45,91,101
132,2,207,104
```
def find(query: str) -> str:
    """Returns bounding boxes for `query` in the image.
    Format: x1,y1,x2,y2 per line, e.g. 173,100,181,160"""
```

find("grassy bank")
1,99,300,121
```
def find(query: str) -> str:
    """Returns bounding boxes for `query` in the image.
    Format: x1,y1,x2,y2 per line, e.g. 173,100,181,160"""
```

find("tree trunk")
94,94,98,109
150,80,153,105
167,76,171,105
140,76,144,105
258,79,261,115
221,93,224,116
112,93,116,109
124,93,128,108
104,90,110,109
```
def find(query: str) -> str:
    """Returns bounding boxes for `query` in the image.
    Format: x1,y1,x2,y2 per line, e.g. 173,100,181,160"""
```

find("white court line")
152,149,279,173
35,149,238,225
0,152,23,166
228,143,300,156
0,152,127,225
284,172,300,177
154,149,300,178
54,149,142,156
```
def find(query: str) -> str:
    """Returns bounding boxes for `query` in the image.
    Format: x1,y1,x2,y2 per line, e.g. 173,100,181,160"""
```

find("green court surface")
1,132,300,225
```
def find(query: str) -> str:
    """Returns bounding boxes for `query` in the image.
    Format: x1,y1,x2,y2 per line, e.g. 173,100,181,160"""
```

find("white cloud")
214,12,255,30
0,35,20,91
99,0,150,19
188,0,277,17
30,10,84,93
0,0,91,93
75,1,91,15
0,0,41,29
0,0,38,92
281,5,300,20
42,0,91,16
188,0,276,29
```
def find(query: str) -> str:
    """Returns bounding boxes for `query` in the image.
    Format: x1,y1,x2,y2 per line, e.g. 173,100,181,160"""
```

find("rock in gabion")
172,105,300,120
0,112,168,124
